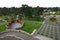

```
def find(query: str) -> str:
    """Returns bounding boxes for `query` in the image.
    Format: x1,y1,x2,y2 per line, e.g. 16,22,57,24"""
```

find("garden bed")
49,17,57,23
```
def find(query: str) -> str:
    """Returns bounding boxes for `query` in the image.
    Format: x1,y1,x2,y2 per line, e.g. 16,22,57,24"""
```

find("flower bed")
49,17,57,23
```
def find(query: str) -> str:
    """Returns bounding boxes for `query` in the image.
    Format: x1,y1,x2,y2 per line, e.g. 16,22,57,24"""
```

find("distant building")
43,9,56,15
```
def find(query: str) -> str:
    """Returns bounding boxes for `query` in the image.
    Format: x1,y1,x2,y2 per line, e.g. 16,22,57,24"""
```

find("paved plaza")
37,15,60,40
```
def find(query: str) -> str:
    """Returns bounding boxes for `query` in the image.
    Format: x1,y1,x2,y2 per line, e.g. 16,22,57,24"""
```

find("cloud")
0,0,60,7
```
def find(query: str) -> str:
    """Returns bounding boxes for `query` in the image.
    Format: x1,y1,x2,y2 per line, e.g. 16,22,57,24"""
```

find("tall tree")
21,4,32,17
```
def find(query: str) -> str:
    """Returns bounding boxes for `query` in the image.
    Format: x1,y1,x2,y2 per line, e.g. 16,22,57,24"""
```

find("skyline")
0,0,60,8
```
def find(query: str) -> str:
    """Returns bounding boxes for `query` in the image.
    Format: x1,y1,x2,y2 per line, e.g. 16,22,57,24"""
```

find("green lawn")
0,16,42,33
18,21,42,33
21,17,45,22
1,16,15,22
1,16,45,22
0,20,4,22
0,24,6,32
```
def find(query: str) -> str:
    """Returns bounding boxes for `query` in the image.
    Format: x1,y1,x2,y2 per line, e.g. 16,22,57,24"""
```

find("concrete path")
37,15,60,40
34,34,53,40
0,30,39,40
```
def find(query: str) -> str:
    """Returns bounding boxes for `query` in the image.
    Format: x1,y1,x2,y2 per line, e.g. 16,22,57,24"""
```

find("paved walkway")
34,34,53,40
0,35,23,40
0,30,39,40
37,15,60,40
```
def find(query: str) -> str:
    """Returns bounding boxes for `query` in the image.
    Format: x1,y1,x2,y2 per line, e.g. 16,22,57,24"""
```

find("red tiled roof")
7,20,23,26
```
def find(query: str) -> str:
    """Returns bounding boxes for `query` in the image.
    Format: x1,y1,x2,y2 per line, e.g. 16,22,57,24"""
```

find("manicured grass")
0,24,6,32
1,16,45,22
0,20,4,22
1,16,15,22
21,17,45,22
18,21,42,33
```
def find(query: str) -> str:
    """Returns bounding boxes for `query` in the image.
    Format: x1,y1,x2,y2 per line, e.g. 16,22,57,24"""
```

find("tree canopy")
0,4,60,17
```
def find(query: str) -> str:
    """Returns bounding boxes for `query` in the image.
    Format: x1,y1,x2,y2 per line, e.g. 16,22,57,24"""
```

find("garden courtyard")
0,16,43,34
0,15,60,40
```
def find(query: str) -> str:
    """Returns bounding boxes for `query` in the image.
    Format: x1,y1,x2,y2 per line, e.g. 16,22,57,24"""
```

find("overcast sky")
0,0,60,7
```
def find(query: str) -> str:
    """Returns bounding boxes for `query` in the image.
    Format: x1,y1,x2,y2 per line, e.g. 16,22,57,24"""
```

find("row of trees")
0,4,60,17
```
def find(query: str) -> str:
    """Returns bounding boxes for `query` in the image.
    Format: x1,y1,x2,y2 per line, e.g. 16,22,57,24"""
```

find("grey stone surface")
38,16,60,40
0,31,39,40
